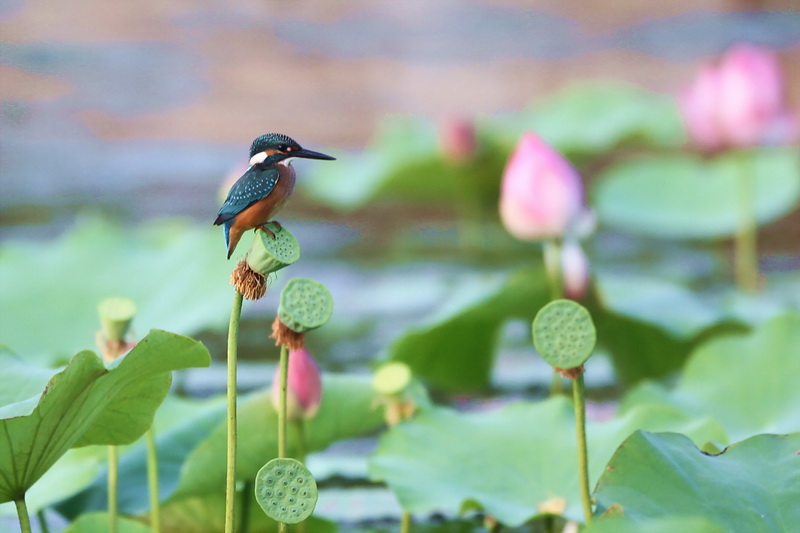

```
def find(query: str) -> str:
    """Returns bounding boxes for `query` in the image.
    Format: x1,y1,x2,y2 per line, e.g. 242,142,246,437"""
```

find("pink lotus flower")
271,347,322,421
499,132,585,241
680,44,797,150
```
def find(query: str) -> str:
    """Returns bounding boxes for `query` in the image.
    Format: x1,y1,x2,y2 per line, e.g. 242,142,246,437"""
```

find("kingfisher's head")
248,133,336,166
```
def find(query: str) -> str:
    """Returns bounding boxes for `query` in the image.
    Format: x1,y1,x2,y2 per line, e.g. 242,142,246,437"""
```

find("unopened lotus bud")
440,116,477,164
499,132,585,241
271,347,322,421
562,239,590,300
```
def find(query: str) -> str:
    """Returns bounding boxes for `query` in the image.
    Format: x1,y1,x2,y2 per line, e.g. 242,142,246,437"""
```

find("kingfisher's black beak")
296,148,336,161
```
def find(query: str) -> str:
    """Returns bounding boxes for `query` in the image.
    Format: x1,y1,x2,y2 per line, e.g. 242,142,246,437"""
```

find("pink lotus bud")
680,44,796,149
440,116,477,163
271,347,322,421
680,65,725,149
499,132,584,241
561,239,590,300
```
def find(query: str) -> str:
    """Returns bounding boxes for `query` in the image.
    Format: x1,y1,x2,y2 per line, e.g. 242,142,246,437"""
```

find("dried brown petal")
554,365,585,380
270,316,305,350
230,259,266,300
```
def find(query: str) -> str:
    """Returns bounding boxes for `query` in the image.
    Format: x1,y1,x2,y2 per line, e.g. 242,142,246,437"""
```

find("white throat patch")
249,151,268,165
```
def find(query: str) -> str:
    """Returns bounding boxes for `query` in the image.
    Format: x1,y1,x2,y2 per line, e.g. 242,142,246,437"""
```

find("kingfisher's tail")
224,221,244,260
223,221,232,259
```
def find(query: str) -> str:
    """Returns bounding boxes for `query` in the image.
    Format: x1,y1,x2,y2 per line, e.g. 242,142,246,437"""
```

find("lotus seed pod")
532,299,596,370
255,458,318,524
98,297,137,342
277,278,333,333
246,224,301,276
373,362,412,396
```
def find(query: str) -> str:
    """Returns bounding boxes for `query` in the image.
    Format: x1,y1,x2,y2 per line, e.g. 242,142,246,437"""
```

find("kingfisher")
214,133,335,259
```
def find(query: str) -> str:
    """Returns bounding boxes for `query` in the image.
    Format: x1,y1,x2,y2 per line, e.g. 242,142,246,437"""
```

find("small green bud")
277,278,333,333
246,224,300,276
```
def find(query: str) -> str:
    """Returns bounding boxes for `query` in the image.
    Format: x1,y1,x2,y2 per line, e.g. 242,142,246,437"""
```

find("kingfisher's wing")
214,165,280,225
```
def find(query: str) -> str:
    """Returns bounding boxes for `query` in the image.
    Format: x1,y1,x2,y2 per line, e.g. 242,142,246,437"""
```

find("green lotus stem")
14,496,31,533
549,371,564,396
544,239,565,396
225,290,244,533
278,345,289,459
239,480,253,533
572,373,593,524
293,420,309,533
543,239,564,301
278,344,289,533
294,420,307,464
146,427,160,533
37,508,50,533
108,445,119,533
450,167,484,252
400,511,412,533
735,155,759,293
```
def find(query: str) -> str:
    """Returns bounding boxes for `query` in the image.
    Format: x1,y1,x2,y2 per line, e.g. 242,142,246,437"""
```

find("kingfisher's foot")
256,224,277,239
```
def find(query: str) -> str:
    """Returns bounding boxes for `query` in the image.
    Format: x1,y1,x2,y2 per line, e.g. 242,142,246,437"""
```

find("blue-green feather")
214,165,280,225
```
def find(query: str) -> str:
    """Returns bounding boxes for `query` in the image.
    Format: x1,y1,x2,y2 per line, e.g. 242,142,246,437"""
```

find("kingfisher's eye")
277,144,287,151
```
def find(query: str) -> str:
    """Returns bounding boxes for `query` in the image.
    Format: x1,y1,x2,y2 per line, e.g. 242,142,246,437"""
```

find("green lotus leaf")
0,214,233,365
593,148,800,239
621,312,800,441
0,330,210,503
173,375,384,499
594,431,800,532
388,267,549,391
55,396,226,519
369,397,725,526
582,516,725,533
301,84,683,212
62,512,155,533
595,273,727,340
0,447,106,519
157,492,337,533
526,82,685,154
